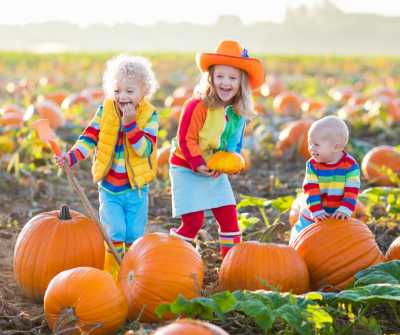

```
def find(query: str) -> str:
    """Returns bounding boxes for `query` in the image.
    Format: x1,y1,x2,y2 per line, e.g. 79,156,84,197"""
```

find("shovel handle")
62,162,123,265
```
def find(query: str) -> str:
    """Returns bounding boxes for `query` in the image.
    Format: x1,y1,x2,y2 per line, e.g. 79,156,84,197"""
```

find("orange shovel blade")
32,119,62,155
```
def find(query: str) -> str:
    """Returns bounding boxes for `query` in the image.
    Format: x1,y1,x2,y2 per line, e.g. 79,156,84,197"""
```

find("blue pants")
99,188,148,243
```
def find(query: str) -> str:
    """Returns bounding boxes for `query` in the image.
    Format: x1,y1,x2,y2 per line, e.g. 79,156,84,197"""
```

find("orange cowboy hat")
196,40,265,90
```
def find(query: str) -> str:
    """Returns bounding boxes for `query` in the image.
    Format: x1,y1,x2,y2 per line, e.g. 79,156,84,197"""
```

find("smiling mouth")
220,88,231,94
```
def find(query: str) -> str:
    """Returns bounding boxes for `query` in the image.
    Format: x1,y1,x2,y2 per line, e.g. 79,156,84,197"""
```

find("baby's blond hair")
102,53,159,99
310,115,349,146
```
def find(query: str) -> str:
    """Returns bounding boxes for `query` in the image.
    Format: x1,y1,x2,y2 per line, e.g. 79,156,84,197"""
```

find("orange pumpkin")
273,91,302,116
13,205,105,302
81,87,105,101
364,95,392,111
173,84,195,98
0,105,25,126
165,95,191,108
220,223,309,294
276,119,314,161
289,194,367,227
369,85,397,99
290,218,384,291
169,106,182,123
253,102,267,115
361,146,400,186
348,93,367,106
331,88,355,105
207,141,246,174
61,92,93,109
118,233,204,323
385,237,400,262
157,144,173,167
301,100,323,113
41,91,69,107
240,149,251,172
154,320,229,335
35,100,66,130
260,75,287,97
44,267,128,335
337,105,366,124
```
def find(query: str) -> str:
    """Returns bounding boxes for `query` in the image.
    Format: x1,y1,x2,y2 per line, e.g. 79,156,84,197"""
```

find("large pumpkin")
290,218,384,291
276,119,314,161
44,267,128,335
0,105,25,126
273,91,303,116
361,146,400,186
153,320,229,335
13,205,105,302
220,223,309,294
41,91,69,107
81,87,105,101
301,100,323,113
61,92,93,109
118,233,204,323
260,75,287,97
157,144,173,179
289,195,367,227
369,85,397,99
206,141,246,175
385,237,400,262
35,100,66,130
368,101,400,123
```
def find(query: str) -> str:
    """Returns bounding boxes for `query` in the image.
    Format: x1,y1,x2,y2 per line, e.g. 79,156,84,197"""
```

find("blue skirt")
170,165,236,218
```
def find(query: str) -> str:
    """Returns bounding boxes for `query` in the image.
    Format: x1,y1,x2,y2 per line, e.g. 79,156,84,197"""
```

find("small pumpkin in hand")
207,140,245,174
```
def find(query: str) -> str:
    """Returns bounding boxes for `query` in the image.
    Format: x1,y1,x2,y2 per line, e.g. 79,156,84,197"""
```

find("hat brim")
196,53,265,90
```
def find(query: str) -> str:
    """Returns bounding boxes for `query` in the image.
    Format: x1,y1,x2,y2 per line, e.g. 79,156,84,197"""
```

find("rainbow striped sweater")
68,104,158,195
170,98,245,170
300,151,360,223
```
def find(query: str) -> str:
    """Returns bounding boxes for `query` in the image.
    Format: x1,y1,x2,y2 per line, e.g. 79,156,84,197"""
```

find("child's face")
308,127,341,164
213,65,241,107
113,78,145,112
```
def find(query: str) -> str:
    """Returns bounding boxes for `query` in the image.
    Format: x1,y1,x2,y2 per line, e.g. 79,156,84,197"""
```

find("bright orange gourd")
260,75,287,97
361,146,400,186
207,140,245,174
0,105,25,126
290,218,384,291
35,100,66,130
153,320,229,335
157,144,172,167
42,91,69,107
220,223,309,294
276,119,314,161
385,237,400,262
44,267,128,335
240,149,251,172
118,233,204,323
13,205,105,302
81,87,105,101
273,91,302,116
61,92,93,109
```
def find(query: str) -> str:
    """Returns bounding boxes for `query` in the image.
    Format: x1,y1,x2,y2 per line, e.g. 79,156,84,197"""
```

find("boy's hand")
122,103,137,126
196,165,221,178
53,153,71,168
331,211,350,220
314,213,330,222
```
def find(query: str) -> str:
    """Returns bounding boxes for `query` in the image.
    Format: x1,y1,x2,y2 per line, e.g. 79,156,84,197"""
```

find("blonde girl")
169,40,265,258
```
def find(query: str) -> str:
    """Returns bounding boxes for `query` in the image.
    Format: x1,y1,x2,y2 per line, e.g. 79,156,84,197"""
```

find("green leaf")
238,213,260,230
155,292,236,321
237,194,269,210
270,196,295,214
354,261,400,287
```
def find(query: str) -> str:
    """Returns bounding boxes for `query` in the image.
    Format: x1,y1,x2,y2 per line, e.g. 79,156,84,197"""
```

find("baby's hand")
314,213,330,222
122,103,137,126
331,211,350,220
196,165,221,178
53,153,71,168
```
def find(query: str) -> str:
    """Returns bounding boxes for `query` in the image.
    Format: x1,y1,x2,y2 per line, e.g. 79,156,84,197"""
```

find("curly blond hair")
195,65,256,119
102,53,159,99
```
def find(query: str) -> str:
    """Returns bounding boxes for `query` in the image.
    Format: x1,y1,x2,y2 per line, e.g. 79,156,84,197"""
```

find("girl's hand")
122,103,137,125
53,153,71,168
196,165,221,178
314,213,330,222
331,211,350,220
230,168,246,175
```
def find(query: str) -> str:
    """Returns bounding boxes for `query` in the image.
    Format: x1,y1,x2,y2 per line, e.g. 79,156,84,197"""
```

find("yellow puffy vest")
92,98,158,189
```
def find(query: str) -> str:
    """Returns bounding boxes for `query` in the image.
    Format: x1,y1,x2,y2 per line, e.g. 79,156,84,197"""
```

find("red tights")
176,205,239,239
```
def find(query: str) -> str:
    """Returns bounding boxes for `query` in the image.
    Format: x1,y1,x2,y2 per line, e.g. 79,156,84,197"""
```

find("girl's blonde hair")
102,53,159,99
195,65,256,119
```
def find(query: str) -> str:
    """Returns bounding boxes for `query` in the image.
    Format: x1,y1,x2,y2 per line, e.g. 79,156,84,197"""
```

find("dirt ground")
0,146,399,334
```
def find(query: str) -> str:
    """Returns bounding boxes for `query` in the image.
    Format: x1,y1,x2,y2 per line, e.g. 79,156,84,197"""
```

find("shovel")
32,119,122,265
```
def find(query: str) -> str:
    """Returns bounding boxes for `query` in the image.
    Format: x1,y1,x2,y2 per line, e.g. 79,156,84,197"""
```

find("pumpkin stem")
59,204,72,220
222,139,228,152
53,307,78,335
258,222,285,243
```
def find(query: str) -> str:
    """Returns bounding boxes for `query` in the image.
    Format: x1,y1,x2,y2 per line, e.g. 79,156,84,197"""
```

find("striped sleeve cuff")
69,152,77,167
336,205,353,217
310,209,326,219
124,121,137,132
190,155,207,171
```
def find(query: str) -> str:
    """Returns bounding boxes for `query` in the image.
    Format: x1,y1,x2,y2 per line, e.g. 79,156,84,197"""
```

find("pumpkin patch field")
2,53,400,334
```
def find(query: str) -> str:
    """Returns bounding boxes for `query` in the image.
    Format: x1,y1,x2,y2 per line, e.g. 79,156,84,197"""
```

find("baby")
289,116,361,243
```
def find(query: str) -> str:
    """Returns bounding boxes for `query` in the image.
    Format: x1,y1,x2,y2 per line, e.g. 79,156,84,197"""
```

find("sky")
1,0,400,27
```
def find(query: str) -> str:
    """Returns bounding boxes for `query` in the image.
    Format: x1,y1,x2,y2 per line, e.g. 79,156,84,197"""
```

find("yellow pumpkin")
206,140,245,174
